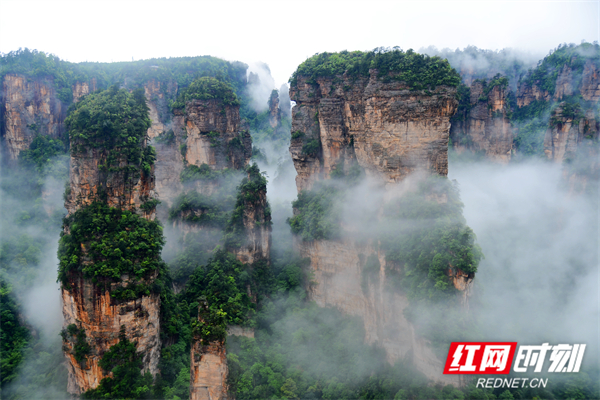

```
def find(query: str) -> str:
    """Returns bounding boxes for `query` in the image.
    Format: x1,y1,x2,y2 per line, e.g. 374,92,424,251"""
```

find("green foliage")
290,48,461,91
18,134,68,177
520,42,600,95
154,129,176,145
224,164,270,248
381,177,482,301
140,198,161,213
0,279,30,388
171,76,240,110
551,100,583,126
301,139,320,157
83,326,155,399
168,190,234,228
57,202,164,298
483,73,509,97
287,182,341,241
185,250,254,337
65,86,154,175
291,131,305,139
61,324,91,363
180,163,229,183
329,159,365,185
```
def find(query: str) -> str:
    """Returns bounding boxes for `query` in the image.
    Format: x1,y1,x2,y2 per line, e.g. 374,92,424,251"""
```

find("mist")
450,158,599,357
0,159,69,399
247,62,276,113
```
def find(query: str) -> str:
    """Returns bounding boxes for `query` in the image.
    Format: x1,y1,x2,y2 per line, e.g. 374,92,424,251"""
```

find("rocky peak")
268,89,281,128
60,87,162,395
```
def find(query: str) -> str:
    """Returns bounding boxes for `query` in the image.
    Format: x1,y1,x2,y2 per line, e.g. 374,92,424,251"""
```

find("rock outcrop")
64,143,156,217
268,90,281,128
190,334,228,400
229,166,271,265
450,80,514,162
289,68,463,385
144,79,178,139
298,238,459,385
61,89,161,395
62,277,161,393
581,60,600,101
72,79,97,102
1,74,65,161
172,99,251,172
289,72,457,191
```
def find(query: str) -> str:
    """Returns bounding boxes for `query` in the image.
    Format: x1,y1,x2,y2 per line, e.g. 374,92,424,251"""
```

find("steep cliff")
225,164,271,265
58,87,163,395
268,89,281,129
450,77,514,162
511,44,600,195
1,74,65,161
289,70,457,190
144,79,177,140
287,50,478,386
190,303,228,400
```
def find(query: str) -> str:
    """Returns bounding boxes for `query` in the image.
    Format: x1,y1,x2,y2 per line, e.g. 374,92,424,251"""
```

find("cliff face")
145,79,178,139
61,90,161,395
450,81,513,162
289,71,463,385
172,99,251,172
72,79,97,102
1,74,65,161
297,237,460,386
290,72,456,191
64,144,155,217
189,337,228,400
62,276,160,393
230,168,271,265
581,60,600,101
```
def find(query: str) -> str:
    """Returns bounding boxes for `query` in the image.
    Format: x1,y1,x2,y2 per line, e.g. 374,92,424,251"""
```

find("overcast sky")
0,0,598,85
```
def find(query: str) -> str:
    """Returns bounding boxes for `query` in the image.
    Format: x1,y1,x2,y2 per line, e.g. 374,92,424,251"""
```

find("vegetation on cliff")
224,164,271,248
288,183,342,241
519,42,600,96
0,48,248,106
83,327,155,399
0,280,30,388
66,85,155,174
171,76,241,110
58,202,165,298
290,48,461,90
380,177,482,300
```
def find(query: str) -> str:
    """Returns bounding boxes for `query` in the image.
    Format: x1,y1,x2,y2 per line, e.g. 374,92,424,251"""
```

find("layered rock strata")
61,93,161,394
289,70,464,385
289,71,457,191
190,339,227,400
1,74,65,161
450,81,513,162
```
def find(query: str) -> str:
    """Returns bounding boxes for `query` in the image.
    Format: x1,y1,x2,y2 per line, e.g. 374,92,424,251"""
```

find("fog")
0,160,69,398
450,158,599,357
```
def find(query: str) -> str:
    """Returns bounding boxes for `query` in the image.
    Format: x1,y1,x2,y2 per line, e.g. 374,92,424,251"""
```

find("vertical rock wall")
289,70,463,385
450,81,514,162
61,93,161,394
1,74,65,161
290,72,456,191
